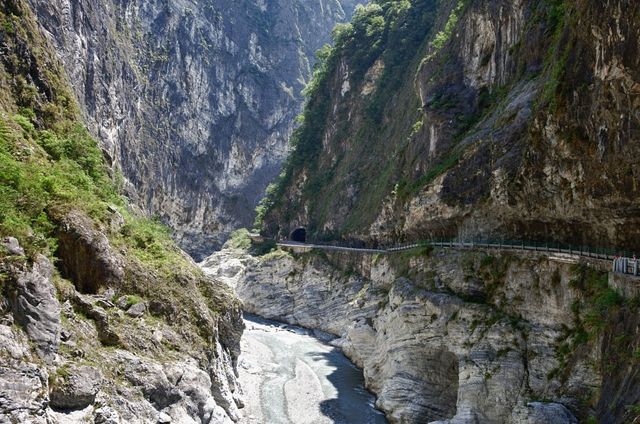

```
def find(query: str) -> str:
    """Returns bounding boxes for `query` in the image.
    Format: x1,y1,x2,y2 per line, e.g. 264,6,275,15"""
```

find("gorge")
1,0,639,423
28,0,359,260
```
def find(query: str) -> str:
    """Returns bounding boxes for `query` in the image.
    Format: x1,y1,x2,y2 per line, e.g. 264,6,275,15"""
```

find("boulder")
126,302,146,318
2,237,25,256
10,255,61,360
524,402,578,424
0,361,48,421
72,294,120,346
157,411,172,423
94,406,121,424
49,365,103,410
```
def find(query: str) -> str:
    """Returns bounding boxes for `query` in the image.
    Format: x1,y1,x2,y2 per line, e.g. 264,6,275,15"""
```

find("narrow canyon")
0,0,639,423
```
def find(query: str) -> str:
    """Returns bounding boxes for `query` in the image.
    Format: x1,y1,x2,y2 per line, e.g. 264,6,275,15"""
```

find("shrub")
124,295,144,308
227,228,252,250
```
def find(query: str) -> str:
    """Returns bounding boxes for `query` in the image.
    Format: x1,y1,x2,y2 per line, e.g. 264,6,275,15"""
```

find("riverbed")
237,314,388,424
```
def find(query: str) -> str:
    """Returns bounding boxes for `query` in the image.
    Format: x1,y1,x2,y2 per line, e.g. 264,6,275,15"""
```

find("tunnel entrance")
290,227,306,243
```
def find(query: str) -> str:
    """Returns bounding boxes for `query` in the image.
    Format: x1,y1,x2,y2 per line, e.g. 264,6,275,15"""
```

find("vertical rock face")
7,254,61,361
0,1,246,419
262,0,640,252
28,0,358,259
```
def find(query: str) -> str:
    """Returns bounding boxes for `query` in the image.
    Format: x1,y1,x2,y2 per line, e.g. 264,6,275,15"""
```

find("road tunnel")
291,227,306,243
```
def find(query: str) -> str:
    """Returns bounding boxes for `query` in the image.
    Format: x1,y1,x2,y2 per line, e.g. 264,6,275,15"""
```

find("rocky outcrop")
27,0,358,259
3,252,61,361
49,365,103,410
0,2,246,420
1,237,245,423
0,325,49,423
203,246,639,423
56,210,125,294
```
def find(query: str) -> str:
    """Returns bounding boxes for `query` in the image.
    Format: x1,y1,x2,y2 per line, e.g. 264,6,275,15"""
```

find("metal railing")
613,256,639,276
387,239,626,261
277,239,639,276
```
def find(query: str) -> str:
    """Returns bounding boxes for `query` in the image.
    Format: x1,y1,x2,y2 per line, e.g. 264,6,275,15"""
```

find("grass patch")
124,295,144,308
0,111,121,257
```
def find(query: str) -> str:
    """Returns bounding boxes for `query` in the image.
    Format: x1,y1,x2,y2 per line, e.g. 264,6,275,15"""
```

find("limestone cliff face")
0,1,244,421
262,0,640,252
202,246,640,424
28,0,357,259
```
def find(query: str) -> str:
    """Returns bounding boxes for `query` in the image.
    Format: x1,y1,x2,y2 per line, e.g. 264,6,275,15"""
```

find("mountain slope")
0,1,243,421
28,0,358,259
261,0,640,253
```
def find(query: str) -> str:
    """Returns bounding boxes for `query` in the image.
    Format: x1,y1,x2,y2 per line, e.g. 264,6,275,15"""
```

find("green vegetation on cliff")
258,0,640,255
0,0,239,334
256,0,440,235
0,1,187,271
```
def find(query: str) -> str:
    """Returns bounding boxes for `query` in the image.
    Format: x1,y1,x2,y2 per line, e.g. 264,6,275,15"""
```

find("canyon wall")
261,0,640,253
0,1,244,422
202,245,640,423
28,0,358,259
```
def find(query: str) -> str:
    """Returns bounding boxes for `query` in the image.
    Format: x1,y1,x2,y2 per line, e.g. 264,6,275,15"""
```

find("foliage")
117,214,187,273
251,238,277,256
538,0,570,111
0,114,120,256
549,265,626,384
0,1,197,283
430,0,465,51
226,228,252,250
568,265,623,338
256,0,441,233
544,0,566,33
124,295,144,308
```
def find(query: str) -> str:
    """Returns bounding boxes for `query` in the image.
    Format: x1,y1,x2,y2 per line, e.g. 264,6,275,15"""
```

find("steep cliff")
261,0,640,252
202,0,640,422
26,0,358,260
202,244,640,424
0,1,243,422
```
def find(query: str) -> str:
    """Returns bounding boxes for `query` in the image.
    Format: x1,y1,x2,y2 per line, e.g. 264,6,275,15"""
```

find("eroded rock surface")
5,255,61,361
203,246,637,423
49,365,103,410
28,0,358,259
0,234,244,423
56,210,125,294
262,0,640,255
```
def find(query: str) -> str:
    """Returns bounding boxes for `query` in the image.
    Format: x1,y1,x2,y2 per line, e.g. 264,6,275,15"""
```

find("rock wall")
202,246,640,423
2,241,244,423
0,1,245,421
262,0,640,253
27,0,358,259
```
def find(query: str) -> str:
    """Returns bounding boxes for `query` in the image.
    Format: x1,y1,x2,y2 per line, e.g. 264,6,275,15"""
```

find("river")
237,314,388,424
